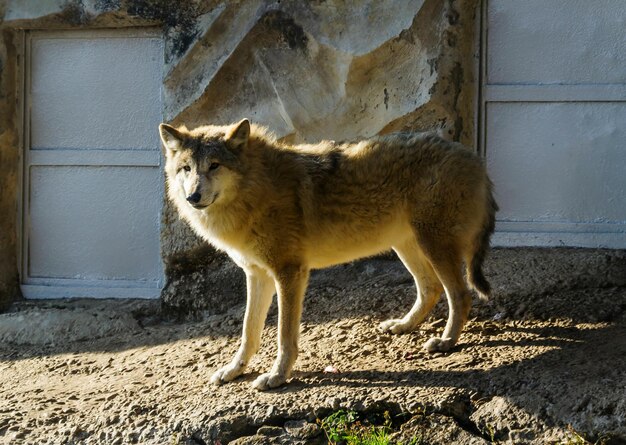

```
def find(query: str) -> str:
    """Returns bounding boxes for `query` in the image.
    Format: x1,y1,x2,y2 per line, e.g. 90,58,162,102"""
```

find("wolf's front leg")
211,267,275,385
252,264,309,390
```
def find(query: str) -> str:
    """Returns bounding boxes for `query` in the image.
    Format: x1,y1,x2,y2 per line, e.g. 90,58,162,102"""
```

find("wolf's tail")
467,180,498,300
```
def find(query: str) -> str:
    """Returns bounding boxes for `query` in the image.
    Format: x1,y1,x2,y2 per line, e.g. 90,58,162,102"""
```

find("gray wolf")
159,119,497,390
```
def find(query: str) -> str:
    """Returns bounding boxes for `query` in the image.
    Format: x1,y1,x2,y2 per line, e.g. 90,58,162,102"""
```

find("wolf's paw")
379,318,414,334
251,372,287,391
423,336,455,353
210,362,245,385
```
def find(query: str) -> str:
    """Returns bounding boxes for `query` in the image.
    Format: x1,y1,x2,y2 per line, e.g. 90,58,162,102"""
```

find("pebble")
284,420,320,439
106,414,120,426
327,397,342,410
265,405,277,418
134,418,147,428
8,431,25,440
256,425,284,437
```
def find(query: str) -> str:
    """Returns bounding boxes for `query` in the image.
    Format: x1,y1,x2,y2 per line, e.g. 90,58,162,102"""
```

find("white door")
20,29,164,298
481,0,626,248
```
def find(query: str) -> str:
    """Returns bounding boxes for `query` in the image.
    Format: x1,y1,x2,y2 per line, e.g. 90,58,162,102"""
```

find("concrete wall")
0,0,480,314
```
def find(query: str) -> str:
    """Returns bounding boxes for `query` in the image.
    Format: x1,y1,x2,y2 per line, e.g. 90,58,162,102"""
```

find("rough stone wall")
168,0,478,144
160,0,480,317
0,0,479,314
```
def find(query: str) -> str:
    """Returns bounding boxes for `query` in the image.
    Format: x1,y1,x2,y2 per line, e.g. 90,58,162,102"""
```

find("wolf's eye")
209,162,220,171
181,165,191,172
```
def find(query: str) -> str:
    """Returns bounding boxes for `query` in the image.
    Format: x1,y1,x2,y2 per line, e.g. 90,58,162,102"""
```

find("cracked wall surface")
0,0,479,313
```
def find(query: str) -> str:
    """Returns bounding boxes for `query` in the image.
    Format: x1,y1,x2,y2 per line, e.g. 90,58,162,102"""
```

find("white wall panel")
486,102,626,224
28,166,162,282
30,34,162,150
488,0,626,85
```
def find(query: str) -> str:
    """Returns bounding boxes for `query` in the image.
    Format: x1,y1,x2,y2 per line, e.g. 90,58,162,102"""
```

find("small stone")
106,414,120,426
265,405,276,418
350,400,365,412
70,425,83,436
256,425,284,437
492,312,506,321
134,418,147,428
126,431,139,443
284,420,320,439
10,431,25,440
327,397,341,410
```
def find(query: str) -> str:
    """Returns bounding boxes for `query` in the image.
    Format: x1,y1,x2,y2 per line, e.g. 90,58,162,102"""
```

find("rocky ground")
1,249,625,445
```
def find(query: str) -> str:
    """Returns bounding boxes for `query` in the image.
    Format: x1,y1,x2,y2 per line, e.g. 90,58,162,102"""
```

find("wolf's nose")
186,192,202,204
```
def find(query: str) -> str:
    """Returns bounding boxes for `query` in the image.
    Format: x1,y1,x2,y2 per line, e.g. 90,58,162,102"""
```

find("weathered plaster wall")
0,0,479,315
0,6,19,310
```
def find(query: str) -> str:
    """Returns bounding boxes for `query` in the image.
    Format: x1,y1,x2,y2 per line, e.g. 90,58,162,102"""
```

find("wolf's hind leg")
211,267,275,385
420,244,472,352
380,238,443,334
252,264,309,391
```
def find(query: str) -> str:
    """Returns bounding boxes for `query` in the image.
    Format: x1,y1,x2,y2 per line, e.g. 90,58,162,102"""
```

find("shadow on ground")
1,248,625,362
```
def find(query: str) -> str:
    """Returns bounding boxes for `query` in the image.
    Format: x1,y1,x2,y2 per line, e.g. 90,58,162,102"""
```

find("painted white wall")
483,0,626,248
30,34,162,150
487,0,626,85
29,166,162,282
22,30,164,298
487,103,626,223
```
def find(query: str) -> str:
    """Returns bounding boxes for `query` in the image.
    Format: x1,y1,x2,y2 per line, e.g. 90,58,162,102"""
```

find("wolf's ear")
159,123,184,153
227,119,250,150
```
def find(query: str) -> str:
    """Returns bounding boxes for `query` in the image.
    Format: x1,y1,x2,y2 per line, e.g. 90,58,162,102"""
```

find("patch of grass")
562,426,609,445
484,423,498,444
318,409,421,445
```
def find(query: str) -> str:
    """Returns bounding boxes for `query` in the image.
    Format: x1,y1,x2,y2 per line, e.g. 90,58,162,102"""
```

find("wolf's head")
159,119,250,211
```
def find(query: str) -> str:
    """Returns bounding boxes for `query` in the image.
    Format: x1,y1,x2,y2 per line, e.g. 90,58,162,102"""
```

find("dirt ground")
1,250,625,445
